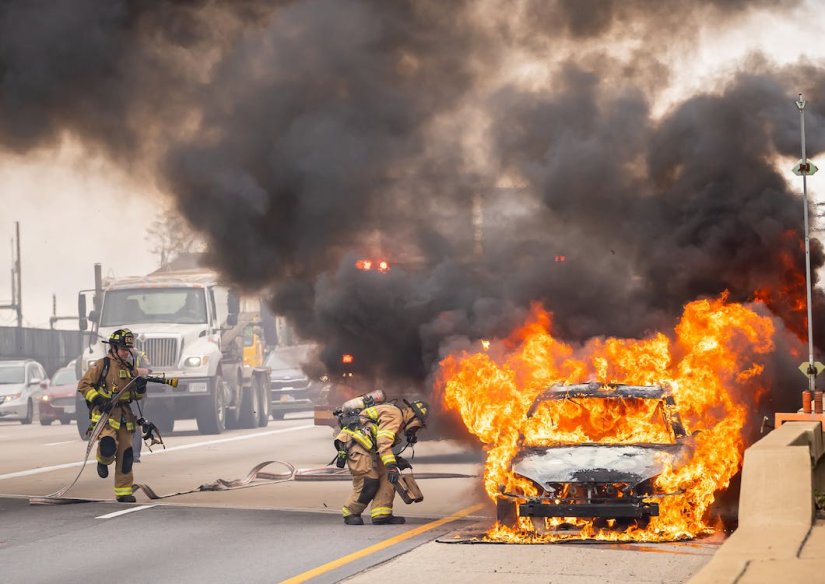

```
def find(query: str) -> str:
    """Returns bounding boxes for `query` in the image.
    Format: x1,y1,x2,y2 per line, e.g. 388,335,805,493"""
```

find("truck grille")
136,337,179,368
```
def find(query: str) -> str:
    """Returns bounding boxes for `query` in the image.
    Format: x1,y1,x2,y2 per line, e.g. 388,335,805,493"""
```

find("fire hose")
31,457,476,505
29,397,477,505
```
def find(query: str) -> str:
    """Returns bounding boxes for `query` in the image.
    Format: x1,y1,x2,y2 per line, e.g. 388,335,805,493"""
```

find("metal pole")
796,94,816,393
15,221,21,328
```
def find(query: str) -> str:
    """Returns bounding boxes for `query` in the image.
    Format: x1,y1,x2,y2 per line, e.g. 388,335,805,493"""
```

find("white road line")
0,424,316,481
44,441,75,447
96,504,157,519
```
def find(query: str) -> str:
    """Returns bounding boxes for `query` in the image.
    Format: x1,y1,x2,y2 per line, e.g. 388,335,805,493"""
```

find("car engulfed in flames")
439,295,778,542
496,383,694,532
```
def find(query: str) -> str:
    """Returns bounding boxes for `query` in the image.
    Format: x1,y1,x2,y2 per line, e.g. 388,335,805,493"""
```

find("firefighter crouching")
336,398,429,525
77,329,150,503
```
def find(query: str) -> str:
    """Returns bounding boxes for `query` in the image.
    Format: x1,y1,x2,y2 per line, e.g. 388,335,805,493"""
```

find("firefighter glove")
387,464,400,484
135,377,148,394
397,456,412,471
92,395,113,413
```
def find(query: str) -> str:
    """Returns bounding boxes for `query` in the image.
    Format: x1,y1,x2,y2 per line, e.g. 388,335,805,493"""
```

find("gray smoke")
1,0,824,395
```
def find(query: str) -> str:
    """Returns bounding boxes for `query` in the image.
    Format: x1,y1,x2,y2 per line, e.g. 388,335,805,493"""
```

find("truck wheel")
154,410,175,434
271,410,285,421
196,375,226,435
76,394,90,441
59,416,72,425
237,383,260,429
256,377,270,428
40,417,54,426
496,498,518,528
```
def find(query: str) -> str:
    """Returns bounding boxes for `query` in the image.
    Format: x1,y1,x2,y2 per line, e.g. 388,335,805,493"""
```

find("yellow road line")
280,503,484,584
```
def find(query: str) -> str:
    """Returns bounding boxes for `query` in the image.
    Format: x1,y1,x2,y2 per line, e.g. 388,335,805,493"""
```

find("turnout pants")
342,444,396,521
96,423,135,498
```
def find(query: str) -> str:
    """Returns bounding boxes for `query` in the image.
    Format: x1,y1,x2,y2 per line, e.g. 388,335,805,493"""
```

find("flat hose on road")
134,465,476,499
31,454,478,504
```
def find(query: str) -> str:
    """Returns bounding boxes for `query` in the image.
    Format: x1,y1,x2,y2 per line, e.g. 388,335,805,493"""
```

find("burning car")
495,382,693,531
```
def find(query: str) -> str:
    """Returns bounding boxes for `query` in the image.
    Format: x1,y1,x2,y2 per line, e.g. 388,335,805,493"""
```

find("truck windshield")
101,288,208,325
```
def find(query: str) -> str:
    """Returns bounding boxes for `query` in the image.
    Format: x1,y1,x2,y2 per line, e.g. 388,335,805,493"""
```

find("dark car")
496,382,693,531
39,364,79,425
267,345,320,420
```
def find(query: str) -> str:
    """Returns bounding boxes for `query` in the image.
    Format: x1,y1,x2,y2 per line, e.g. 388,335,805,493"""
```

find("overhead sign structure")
792,159,819,176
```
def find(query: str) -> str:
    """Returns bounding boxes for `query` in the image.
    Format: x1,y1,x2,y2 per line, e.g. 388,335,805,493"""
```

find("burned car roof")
526,382,669,417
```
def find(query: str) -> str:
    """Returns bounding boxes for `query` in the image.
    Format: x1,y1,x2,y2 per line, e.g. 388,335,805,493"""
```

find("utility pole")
1,221,23,330
15,221,21,328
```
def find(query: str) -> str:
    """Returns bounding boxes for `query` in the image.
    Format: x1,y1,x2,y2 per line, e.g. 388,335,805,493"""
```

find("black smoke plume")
2,0,825,403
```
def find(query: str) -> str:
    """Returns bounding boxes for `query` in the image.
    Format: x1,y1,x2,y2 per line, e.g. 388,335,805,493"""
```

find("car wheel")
195,374,226,435
496,498,518,528
256,377,270,428
40,417,54,426
20,399,33,425
237,382,260,429
271,410,285,421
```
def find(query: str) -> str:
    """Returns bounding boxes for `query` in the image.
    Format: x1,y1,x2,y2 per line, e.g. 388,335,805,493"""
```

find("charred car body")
496,382,693,529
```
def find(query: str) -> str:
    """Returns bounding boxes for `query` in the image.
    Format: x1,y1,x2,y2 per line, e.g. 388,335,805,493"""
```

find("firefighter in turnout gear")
336,399,429,525
77,329,150,502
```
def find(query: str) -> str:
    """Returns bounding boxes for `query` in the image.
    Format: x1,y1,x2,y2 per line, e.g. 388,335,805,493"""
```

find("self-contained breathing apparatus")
332,390,386,468
330,391,427,504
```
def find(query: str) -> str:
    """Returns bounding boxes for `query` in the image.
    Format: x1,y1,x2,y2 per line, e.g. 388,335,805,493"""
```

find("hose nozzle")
145,374,179,388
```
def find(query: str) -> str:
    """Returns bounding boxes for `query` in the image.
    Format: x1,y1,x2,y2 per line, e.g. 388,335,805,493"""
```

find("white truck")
75,265,272,436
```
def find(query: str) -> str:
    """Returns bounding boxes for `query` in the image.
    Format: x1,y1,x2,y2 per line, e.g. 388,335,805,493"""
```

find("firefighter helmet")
403,399,430,426
107,328,135,349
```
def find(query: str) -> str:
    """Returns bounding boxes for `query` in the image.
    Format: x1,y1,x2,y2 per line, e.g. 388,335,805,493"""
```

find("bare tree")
145,207,204,269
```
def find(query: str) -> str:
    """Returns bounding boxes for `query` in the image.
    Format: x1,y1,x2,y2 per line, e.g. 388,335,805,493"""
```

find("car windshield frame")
265,347,312,371
0,365,25,384
101,287,208,326
51,368,78,386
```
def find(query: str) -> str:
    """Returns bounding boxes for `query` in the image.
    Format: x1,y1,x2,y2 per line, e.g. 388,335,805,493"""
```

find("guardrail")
689,421,824,583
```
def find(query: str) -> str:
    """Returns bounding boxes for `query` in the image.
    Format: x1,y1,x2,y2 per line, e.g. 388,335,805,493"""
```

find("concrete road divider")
690,421,825,583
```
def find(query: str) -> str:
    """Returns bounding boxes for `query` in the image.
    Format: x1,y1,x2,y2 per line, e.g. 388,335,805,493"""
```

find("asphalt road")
0,413,718,583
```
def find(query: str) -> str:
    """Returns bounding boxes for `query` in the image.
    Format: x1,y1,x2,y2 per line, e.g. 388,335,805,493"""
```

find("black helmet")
403,399,430,426
107,328,135,349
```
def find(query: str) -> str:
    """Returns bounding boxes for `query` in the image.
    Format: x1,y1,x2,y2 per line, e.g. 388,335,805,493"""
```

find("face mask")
405,428,418,444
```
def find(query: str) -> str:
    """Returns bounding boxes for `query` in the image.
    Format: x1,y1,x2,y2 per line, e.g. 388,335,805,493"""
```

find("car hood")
0,383,27,396
513,444,691,486
270,367,308,382
45,384,77,399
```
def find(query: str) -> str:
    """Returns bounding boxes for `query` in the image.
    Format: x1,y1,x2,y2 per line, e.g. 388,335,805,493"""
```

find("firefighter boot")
372,515,406,525
344,515,364,525
116,494,137,503
97,463,109,479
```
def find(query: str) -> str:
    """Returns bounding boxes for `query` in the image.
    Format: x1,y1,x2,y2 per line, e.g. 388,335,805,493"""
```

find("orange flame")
437,295,774,542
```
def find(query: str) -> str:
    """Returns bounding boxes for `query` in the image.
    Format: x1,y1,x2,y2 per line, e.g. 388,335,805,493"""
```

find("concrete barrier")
689,421,824,584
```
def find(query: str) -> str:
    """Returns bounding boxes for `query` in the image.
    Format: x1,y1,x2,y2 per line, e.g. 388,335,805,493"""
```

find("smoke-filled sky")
2,0,825,401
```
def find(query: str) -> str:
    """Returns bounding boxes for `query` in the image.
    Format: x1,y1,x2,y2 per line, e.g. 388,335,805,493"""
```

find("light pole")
795,94,820,404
